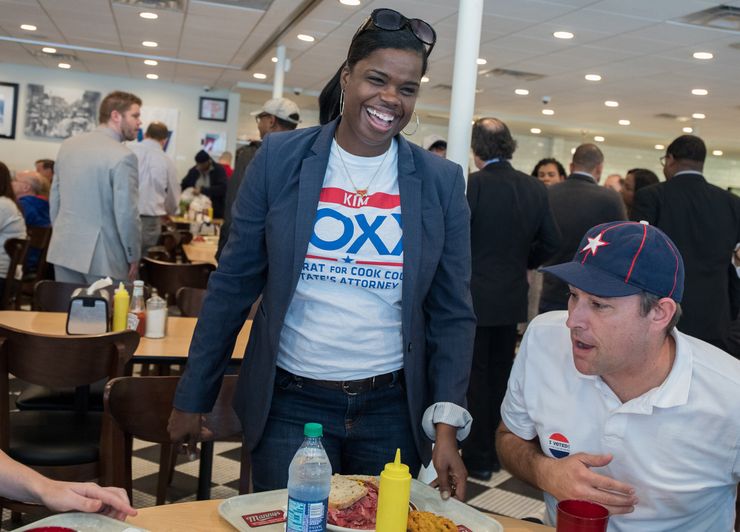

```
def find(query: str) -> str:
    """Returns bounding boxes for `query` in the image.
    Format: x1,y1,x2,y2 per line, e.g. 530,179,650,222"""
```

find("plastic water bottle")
286,422,332,532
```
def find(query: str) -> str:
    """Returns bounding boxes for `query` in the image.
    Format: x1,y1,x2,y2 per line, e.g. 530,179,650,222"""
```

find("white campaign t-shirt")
277,139,404,380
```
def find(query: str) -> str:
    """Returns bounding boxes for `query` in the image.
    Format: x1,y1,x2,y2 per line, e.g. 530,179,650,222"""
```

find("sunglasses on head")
353,8,436,56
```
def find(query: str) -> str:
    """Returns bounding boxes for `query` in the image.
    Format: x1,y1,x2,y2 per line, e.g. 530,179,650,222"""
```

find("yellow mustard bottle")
112,282,130,332
375,448,411,532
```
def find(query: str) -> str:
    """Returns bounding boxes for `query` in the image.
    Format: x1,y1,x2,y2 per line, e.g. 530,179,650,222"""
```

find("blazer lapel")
397,136,420,340
291,120,337,286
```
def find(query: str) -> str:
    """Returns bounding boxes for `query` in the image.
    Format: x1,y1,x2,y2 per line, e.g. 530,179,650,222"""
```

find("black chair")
18,226,53,309
140,257,215,306
1,238,30,310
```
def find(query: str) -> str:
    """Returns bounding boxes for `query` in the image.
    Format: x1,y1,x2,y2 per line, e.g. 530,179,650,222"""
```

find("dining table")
183,235,219,266
126,499,555,531
0,310,251,363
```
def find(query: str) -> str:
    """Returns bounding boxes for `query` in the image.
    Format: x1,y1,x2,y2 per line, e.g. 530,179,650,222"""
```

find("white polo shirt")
502,311,740,532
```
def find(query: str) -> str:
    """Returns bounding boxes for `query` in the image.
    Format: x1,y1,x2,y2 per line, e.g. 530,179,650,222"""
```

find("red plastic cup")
556,499,609,532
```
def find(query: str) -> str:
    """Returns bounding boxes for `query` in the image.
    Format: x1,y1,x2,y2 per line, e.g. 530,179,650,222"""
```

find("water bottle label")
286,496,328,532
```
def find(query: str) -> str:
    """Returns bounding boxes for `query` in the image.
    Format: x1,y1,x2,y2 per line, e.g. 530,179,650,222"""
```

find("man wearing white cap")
218,98,301,258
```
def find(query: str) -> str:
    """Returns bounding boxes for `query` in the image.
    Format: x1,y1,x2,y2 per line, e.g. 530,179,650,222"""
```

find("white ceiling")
2,0,740,154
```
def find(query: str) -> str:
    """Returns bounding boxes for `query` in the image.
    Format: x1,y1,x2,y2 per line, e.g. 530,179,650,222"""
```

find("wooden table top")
0,311,250,360
183,237,219,266
127,499,554,531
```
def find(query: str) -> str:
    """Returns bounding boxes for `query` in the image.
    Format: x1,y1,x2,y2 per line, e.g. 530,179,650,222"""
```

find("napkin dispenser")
66,277,113,335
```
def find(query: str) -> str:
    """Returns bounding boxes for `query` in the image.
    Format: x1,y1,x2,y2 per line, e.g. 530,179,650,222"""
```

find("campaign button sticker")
548,433,570,458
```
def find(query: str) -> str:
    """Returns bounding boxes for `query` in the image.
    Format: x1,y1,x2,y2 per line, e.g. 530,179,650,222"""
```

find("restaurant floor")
2,379,546,530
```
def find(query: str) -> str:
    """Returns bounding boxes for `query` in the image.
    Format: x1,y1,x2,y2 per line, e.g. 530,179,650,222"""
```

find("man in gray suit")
48,91,142,283
539,144,626,313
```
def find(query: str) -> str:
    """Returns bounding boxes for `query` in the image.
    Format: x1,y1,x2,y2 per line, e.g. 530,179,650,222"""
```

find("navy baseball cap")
541,221,685,302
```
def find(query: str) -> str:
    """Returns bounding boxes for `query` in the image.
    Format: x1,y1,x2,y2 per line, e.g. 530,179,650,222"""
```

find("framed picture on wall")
0,82,19,139
199,97,228,122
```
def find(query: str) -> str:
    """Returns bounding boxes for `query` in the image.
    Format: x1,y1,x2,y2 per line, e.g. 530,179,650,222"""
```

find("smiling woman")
168,8,476,502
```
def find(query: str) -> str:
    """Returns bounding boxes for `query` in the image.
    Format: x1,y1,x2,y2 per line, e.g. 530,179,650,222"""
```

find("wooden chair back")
175,286,206,317
141,257,215,305
104,375,247,500
2,238,30,309
25,225,52,275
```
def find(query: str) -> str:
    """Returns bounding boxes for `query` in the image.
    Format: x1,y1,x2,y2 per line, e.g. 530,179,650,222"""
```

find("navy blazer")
174,119,476,464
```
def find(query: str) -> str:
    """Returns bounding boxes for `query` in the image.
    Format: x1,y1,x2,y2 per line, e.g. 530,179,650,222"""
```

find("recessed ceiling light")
594,136,605,142
146,73,159,80
712,150,723,156
58,62,71,69
271,57,278,63
142,41,158,47
297,34,315,42
682,126,693,133
584,74,601,81
691,88,708,96
618,119,631,126
253,72,267,79
139,12,158,19
693,51,713,60
476,58,487,65
420,76,429,83
553,31,574,39
514,88,529,96
530,128,542,134
604,100,619,107
41,47,56,54
692,113,706,119
542,109,555,116
340,0,361,5
654,144,664,150
570,147,576,154
20,24,37,31
144,59,158,66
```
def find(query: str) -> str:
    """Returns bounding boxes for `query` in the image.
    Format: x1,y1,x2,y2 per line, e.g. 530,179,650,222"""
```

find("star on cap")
581,232,609,257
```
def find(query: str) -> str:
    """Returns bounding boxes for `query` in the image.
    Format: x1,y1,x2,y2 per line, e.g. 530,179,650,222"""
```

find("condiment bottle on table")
144,288,167,339
112,282,129,332
126,280,146,336
375,448,411,532
286,422,332,532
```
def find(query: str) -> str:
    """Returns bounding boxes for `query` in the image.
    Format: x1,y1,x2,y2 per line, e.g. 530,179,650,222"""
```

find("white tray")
219,480,502,532
16,512,148,532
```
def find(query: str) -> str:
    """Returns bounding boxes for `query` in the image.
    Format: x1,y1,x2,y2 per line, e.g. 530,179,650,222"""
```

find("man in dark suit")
462,118,560,480
633,135,740,351
540,144,626,313
181,150,228,218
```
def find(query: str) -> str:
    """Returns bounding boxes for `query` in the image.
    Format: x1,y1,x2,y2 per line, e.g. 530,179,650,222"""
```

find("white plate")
219,480,502,532
15,512,147,532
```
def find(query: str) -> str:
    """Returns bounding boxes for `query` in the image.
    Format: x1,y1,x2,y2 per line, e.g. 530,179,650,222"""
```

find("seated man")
497,220,740,531
181,150,227,219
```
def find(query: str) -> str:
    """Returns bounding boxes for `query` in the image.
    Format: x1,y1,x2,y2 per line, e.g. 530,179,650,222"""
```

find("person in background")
0,163,27,294
633,135,740,351
531,157,566,186
11,169,50,272
428,139,447,158
47,91,142,284
497,221,740,531
129,121,180,256
217,98,301,259
621,168,659,219
0,449,136,521
181,150,227,219
35,158,54,183
218,151,234,179
539,144,626,313
169,8,475,501
604,173,623,193
463,118,559,480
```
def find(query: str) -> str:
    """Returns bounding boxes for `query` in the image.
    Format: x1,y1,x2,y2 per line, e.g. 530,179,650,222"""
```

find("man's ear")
649,297,677,332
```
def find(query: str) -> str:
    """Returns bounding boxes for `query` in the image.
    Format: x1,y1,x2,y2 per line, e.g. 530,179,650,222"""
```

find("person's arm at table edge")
0,450,136,520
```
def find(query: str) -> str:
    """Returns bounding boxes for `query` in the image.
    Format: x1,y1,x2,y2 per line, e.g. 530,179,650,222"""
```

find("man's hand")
167,408,213,459
430,423,467,501
127,262,139,282
539,452,637,515
38,481,137,521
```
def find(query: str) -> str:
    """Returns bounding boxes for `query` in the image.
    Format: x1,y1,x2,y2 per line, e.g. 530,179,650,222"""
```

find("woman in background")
0,162,27,296
622,167,659,219
531,157,566,186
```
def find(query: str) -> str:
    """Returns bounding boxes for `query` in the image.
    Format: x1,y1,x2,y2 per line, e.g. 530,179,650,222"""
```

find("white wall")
0,63,240,176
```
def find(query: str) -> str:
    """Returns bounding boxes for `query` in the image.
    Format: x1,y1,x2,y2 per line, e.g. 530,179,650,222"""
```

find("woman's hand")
37,481,137,521
430,423,467,501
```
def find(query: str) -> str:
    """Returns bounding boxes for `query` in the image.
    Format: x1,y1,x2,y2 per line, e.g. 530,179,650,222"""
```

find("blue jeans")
251,368,421,491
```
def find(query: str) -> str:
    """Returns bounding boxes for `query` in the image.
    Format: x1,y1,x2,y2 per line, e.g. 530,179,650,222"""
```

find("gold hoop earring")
339,88,345,116
402,111,420,136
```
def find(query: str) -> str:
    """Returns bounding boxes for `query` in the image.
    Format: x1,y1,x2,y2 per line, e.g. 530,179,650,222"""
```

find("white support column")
446,0,484,181
272,45,287,98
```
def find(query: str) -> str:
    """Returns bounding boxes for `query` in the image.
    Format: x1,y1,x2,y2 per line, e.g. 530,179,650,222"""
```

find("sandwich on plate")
327,474,379,529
